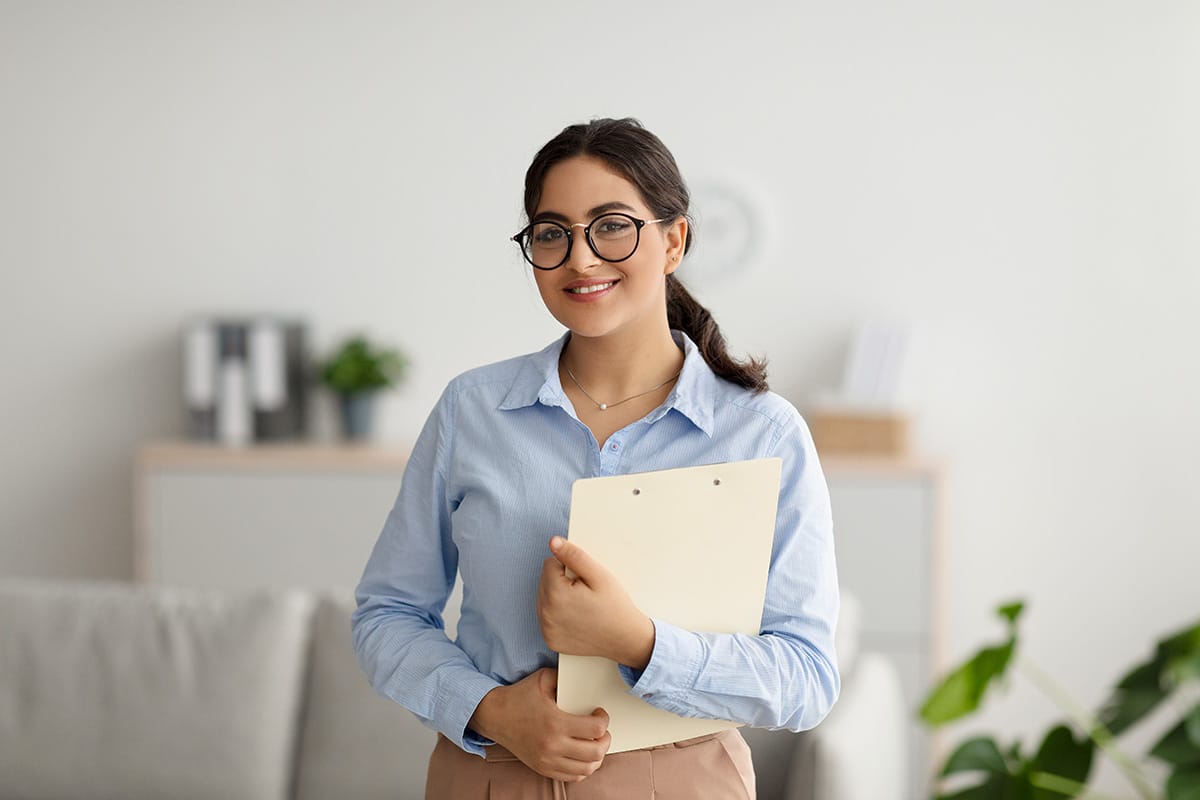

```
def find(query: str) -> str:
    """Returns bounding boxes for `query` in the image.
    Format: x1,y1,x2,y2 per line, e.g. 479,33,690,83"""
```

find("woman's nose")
564,230,601,272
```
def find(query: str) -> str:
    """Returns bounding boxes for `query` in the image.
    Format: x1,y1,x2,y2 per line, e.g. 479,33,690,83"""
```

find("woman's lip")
563,278,621,290
563,279,619,302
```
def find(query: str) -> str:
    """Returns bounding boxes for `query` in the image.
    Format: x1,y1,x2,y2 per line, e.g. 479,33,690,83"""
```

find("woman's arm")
352,383,614,777
351,385,504,754
538,408,841,731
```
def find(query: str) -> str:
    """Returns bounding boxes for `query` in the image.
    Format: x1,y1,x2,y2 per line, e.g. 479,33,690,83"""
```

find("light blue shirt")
352,330,840,756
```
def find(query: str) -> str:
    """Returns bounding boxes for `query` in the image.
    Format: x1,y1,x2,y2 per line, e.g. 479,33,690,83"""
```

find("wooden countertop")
136,440,409,471
137,440,936,476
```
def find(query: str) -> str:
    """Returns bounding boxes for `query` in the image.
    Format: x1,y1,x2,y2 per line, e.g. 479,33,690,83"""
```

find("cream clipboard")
556,457,782,753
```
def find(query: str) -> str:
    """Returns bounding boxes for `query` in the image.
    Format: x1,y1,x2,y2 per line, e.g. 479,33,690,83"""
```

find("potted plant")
919,601,1200,799
317,336,408,441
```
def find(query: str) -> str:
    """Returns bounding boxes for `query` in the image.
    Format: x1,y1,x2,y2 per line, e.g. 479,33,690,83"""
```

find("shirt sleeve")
616,408,841,731
350,383,501,756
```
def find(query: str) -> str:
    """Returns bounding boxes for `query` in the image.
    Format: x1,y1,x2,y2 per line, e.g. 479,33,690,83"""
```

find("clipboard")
556,457,783,753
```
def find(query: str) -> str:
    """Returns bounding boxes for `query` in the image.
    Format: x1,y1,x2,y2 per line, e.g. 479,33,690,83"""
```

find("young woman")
352,118,839,799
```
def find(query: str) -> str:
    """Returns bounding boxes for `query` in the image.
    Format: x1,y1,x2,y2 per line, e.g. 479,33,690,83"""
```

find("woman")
352,118,839,799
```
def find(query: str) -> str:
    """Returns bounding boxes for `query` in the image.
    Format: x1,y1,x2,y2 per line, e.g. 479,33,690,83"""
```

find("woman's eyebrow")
532,202,639,223
587,201,637,217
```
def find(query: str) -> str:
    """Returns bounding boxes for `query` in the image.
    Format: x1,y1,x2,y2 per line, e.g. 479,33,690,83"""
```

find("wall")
2,1,1197,792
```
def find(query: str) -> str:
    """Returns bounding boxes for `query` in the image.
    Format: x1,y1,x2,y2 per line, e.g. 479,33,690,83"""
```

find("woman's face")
529,155,686,343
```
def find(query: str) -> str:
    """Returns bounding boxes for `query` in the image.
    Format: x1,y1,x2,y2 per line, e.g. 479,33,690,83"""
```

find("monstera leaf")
931,726,1092,800
920,601,1023,726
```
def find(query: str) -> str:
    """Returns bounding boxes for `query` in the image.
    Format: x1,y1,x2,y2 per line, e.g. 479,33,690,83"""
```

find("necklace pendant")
599,403,608,411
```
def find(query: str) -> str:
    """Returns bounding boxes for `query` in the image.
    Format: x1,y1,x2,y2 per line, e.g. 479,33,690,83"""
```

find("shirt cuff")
617,618,704,704
443,671,504,757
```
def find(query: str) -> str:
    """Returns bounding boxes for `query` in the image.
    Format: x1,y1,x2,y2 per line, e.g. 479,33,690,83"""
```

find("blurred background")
2,1,1197,795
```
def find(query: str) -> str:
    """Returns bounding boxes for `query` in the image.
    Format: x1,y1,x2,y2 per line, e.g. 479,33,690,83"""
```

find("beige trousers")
425,728,756,799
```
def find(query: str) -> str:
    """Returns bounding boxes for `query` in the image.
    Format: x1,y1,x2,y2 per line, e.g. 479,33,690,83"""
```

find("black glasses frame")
510,212,665,271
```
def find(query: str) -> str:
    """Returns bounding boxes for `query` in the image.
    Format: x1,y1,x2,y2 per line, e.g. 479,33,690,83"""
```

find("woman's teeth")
568,282,615,294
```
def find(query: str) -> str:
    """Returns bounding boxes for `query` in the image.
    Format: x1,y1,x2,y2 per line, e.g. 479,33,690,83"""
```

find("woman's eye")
533,227,566,244
596,219,632,235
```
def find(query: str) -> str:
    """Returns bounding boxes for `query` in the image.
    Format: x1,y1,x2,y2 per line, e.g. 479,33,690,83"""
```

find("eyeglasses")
511,213,666,271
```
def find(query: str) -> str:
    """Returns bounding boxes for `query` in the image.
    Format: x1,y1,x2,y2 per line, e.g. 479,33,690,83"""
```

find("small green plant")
919,601,1200,800
318,336,407,395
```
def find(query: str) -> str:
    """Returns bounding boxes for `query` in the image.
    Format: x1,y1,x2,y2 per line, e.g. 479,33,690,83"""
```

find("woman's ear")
663,216,687,275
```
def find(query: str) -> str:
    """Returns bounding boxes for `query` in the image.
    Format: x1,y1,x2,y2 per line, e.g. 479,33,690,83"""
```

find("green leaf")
1189,704,1200,748
1000,771,1036,800
1152,710,1200,767
1169,651,1200,687
1030,725,1093,798
942,737,1010,776
319,336,408,394
921,640,1016,726
1160,622,1200,661
936,773,1010,800
1097,620,1200,736
1116,659,1165,691
1099,655,1168,735
1161,622,1200,687
1167,765,1200,800
997,601,1025,627
1098,686,1168,736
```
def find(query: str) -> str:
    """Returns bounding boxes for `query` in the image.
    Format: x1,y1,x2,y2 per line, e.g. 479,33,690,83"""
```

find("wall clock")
683,175,772,286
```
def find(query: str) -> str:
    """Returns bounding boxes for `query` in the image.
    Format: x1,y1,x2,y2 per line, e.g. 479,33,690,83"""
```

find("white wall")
2,1,1197,792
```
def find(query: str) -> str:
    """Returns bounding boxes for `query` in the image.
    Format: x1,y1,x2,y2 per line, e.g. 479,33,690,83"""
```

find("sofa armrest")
782,651,908,800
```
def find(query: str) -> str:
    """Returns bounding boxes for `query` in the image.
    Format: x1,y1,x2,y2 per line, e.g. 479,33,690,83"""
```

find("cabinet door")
828,476,933,639
141,469,403,591
827,471,937,800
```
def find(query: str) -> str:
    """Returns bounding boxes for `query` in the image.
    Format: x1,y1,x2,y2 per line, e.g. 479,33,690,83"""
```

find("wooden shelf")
136,440,933,477
819,454,939,476
135,440,409,472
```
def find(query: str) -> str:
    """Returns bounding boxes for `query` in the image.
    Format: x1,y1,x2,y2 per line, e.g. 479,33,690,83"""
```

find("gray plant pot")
338,392,375,441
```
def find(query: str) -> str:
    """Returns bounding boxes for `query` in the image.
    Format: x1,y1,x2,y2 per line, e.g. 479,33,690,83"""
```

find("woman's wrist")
468,685,507,743
617,615,656,671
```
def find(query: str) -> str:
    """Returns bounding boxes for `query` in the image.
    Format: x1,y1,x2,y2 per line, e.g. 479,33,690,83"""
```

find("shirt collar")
498,330,717,437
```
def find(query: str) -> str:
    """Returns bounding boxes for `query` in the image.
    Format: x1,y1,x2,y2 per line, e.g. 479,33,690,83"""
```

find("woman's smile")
564,278,621,301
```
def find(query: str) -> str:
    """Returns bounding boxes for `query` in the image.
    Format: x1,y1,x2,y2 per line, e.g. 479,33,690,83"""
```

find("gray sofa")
0,579,906,800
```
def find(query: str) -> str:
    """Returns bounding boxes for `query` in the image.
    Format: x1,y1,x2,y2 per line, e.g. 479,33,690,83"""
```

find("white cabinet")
135,444,940,798
134,443,407,593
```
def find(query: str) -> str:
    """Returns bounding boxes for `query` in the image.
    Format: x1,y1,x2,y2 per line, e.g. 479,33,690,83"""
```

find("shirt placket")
598,434,625,475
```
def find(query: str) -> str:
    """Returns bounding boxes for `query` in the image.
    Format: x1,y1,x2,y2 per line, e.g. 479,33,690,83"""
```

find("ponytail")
667,275,768,393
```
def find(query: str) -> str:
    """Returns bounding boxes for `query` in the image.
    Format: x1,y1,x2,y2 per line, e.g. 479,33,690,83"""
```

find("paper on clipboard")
556,457,782,753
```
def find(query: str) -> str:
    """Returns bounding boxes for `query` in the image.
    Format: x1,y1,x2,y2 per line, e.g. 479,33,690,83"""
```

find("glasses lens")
525,221,569,268
589,214,640,262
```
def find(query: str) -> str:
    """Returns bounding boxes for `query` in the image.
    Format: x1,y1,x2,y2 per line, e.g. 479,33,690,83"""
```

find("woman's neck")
560,324,684,402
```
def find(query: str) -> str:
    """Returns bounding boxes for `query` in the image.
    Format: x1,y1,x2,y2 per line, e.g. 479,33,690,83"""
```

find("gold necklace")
564,364,682,411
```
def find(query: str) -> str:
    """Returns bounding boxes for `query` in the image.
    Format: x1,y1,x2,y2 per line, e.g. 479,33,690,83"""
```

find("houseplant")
317,336,408,440
919,601,1200,800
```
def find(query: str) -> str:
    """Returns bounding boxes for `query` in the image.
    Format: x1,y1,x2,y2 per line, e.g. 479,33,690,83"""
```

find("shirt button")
610,442,620,451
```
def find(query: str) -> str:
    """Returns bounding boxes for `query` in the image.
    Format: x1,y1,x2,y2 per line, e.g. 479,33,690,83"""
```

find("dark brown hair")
522,117,768,393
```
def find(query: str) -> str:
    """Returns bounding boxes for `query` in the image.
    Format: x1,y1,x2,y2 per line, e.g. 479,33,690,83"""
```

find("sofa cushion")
294,594,438,800
0,579,314,800
834,591,861,678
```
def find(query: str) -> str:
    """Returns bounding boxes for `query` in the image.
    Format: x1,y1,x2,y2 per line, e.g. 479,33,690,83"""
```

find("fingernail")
550,536,565,551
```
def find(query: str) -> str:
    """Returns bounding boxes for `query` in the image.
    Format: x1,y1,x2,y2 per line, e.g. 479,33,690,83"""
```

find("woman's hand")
537,536,656,669
468,667,610,782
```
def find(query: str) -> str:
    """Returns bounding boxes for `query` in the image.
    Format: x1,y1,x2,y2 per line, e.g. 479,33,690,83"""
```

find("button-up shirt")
352,330,840,756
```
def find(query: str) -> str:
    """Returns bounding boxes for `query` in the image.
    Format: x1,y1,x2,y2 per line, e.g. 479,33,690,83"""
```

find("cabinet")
823,457,941,800
134,443,940,798
134,442,408,592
